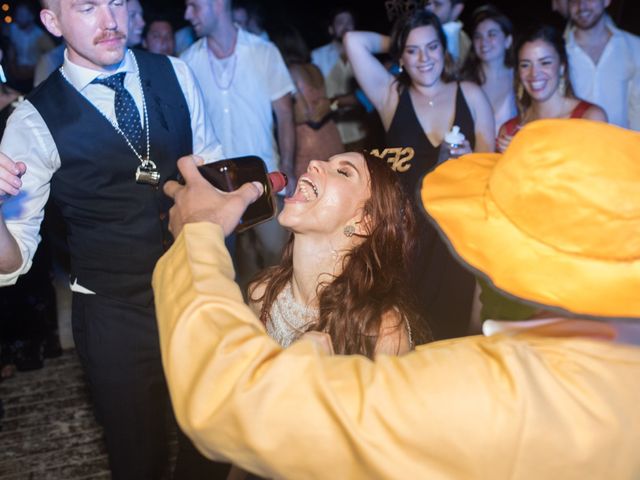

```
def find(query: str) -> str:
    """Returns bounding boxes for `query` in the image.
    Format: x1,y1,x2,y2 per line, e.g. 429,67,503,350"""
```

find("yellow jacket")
153,223,640,479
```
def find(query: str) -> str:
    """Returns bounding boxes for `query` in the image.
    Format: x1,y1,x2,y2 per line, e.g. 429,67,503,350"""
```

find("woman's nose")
307,160,322,173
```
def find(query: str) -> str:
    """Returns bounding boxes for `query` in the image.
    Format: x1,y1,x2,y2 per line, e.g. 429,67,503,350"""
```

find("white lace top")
266,283,414,349
266,282,318,348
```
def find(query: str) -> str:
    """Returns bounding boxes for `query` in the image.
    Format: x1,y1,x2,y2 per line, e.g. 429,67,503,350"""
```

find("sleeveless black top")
374,84,477,340
382,84,475,203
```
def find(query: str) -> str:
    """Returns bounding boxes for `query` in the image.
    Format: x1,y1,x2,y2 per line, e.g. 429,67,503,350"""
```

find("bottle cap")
444,125,465,145
268,171,288,193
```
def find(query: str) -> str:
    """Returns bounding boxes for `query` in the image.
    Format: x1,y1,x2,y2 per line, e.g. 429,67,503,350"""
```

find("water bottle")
437,125,466,165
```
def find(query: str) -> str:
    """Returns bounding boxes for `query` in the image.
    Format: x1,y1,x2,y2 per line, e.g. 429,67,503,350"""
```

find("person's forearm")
344,31,390,56
0,210,23,274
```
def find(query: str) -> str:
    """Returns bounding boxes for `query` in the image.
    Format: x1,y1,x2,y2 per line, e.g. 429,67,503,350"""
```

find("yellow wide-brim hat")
421,119,640,320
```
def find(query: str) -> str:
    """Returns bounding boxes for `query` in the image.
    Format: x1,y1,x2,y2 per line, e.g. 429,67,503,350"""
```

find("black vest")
28,50,192,305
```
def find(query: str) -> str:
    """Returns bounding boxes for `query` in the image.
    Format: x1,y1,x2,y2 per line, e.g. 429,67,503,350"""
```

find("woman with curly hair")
249,151,428,357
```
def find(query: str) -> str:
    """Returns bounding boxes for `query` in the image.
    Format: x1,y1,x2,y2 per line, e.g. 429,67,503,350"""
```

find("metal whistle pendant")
136,160,160,186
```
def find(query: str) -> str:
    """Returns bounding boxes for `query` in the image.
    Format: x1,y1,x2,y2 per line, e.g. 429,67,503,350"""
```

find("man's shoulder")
311,42,335,59
616,27,640,47
238,29,278,55
180,38,207,63
28,69,65,104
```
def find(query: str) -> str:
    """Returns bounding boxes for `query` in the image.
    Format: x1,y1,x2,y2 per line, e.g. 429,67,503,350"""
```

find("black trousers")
71,293,230,480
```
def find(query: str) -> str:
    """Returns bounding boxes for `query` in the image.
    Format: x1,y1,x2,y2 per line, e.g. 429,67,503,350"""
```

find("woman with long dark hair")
496,24,606,152
461,5,517,136
249,151,427,357
343,10,494,339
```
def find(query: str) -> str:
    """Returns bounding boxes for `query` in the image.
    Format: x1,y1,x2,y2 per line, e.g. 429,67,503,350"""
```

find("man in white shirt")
311,7,367,150
424,0,471,67
565,0,640,130
0,0,224,477
182,0,295,287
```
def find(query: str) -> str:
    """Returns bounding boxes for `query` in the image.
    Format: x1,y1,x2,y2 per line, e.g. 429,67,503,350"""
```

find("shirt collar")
199,28,248,56
61,48,137,91
566,14,621,45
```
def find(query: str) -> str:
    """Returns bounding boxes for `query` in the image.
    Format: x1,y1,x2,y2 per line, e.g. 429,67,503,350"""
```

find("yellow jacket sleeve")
153,222,640,480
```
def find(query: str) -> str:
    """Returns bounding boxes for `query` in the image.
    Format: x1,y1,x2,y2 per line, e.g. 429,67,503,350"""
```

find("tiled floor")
0,350,110,479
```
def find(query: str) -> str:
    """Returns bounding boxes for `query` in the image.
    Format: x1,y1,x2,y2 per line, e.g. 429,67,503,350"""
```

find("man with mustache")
565,0,640,130
0,0,224,478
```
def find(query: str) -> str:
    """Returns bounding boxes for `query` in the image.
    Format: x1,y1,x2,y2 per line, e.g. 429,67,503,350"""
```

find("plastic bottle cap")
444,125,465,145
268,171,288,193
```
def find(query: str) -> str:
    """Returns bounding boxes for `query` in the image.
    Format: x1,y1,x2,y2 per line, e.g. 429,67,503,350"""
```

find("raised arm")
343,31,397,126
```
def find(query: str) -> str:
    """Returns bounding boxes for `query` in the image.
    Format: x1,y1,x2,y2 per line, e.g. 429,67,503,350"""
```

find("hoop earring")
343,224,356,238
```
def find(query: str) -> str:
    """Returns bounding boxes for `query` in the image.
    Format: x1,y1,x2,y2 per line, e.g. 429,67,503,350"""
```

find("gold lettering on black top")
369,147,415,173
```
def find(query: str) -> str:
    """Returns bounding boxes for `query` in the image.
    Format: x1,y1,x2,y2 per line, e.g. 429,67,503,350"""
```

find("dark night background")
2,1,637,48
137,0,639,49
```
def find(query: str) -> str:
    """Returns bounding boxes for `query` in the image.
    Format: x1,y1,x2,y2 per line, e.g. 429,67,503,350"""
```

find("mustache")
94,32,126,44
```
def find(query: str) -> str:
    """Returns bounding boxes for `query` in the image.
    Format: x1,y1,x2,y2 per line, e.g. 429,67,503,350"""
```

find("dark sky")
144,0,638,49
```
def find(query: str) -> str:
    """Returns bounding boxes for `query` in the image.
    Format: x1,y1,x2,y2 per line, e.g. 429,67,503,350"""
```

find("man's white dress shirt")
566,22,640,130
180,29,294,173
0,49,223,287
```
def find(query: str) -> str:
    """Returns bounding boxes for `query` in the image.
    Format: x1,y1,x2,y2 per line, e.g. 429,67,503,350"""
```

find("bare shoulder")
583,104,608,123
247,279,268,317
375,309,411,356
459,80,486,101
459,80,492,115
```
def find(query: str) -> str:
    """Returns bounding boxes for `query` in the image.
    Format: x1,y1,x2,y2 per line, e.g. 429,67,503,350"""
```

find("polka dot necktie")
92,72,145,155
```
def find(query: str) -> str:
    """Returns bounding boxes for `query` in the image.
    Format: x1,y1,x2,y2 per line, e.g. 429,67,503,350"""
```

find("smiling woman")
249,151,429,358
496,23,608,152
460,5,517,136
343,10,495,339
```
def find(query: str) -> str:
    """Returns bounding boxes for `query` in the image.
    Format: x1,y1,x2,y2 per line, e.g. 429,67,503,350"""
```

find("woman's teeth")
298,179,318,201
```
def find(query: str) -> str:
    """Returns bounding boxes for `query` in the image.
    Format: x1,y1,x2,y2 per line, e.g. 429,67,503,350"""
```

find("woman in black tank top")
345,10,495,340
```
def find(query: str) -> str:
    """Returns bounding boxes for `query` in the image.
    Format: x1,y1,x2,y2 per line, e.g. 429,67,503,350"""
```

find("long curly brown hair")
249,152,430,358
